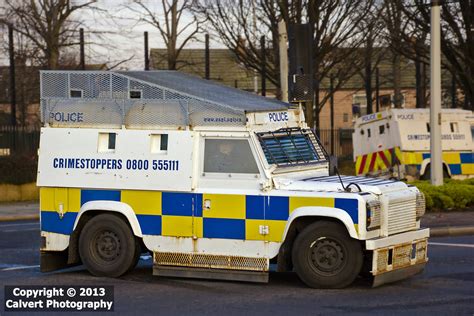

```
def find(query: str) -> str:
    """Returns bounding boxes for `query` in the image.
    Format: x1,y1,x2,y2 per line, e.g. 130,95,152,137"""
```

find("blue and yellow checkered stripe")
40,188,359,242
402,151,474,175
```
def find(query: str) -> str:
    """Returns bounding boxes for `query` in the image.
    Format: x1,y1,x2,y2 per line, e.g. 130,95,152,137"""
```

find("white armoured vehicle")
38,71,429,288
353,108,474,180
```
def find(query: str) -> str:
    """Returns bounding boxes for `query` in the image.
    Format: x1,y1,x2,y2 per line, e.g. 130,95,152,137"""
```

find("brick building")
151,48,459,131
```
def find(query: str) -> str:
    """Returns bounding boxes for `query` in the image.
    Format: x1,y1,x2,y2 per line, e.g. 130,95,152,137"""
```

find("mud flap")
154,265,269,283
372,263,426,287
40,250,76,272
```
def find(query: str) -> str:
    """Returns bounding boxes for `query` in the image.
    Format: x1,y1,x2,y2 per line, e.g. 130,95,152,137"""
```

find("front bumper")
365,228,429,287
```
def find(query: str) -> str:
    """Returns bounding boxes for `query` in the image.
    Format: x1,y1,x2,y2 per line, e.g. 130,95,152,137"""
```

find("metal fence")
0,125,355,160
317,129,354,159
0,125,40,156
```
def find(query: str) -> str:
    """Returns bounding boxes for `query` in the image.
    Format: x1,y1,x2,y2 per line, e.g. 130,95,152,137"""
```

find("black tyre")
79,213,137,278
421,164,450,180
421,167,430,180
126,237,142,273
292,221,363,289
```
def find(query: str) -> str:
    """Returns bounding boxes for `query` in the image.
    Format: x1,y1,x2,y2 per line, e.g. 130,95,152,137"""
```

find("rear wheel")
79,213,138,278
127,237,142,273
421,164,450,180
292,221,363,289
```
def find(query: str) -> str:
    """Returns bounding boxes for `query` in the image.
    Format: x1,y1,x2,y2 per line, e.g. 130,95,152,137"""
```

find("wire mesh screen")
40,71,254,128
45,99,124,128
125,100,187,128
41,72,69,98
187,100,245,126
129,79,164,99
69,72,112,99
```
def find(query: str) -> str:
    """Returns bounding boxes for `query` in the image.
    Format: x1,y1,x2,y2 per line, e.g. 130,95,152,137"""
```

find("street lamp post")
430,0,443,186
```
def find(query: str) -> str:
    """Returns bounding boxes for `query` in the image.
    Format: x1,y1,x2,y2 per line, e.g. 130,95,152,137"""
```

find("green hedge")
0,155,38,185
411,178,474,212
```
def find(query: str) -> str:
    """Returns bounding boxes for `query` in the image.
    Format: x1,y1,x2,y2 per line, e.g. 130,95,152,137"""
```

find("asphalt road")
1,220,473,316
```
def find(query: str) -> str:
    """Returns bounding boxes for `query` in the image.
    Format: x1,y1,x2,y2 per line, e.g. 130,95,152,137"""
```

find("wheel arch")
420,158,452,177
73,201,142,237
282,207,359,241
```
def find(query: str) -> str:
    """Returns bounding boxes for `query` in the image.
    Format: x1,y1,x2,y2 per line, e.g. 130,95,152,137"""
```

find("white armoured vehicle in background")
353,109,474,180
38,71,428,288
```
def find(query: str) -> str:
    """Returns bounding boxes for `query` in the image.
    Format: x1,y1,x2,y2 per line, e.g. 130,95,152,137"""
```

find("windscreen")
256,128,328,167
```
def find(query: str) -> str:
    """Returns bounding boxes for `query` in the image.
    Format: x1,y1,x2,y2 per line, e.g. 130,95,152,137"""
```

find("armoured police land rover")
38,71,428,288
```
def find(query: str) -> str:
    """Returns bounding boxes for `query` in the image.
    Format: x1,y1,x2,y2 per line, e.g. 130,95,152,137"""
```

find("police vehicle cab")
38,71,429,288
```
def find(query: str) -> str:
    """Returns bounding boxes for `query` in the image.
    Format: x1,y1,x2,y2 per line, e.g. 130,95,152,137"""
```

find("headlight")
416,191,426,220
366,200,381,231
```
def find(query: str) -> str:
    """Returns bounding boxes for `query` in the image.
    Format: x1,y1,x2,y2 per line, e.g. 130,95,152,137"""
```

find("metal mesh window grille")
256,128,328,167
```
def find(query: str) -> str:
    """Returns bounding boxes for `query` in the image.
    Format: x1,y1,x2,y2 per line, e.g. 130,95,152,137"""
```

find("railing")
0,125,355,160
0,125,40,156
317,129,354,159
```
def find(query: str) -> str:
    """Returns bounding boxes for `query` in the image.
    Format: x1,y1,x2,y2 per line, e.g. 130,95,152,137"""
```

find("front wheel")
79,213,138,278
292,221,363,289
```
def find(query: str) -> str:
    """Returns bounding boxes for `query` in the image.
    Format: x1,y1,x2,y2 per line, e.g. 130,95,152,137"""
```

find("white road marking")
0,222,38,228
429,242,474,248
2,228,39,233
1,265,39,271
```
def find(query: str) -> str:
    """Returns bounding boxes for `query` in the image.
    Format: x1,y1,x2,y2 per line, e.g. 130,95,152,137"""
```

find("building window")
378,93,406,108
70,89,83,98
129,90,142,99
379,94,391,107
352,95,367,116
343,113,349,123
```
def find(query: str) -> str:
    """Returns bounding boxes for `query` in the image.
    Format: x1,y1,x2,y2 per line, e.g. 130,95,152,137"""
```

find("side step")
153,251,270,283
154,265,269,283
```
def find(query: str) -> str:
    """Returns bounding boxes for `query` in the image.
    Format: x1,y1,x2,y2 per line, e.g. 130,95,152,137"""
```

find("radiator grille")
154,252,269,272
387,196,417,235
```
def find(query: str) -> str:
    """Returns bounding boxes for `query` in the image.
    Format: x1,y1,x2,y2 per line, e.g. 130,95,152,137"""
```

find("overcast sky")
76,0,215,70
1,0,214,69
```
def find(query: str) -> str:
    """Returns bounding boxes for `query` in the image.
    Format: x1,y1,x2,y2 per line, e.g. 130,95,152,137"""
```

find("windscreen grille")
256,128,328,167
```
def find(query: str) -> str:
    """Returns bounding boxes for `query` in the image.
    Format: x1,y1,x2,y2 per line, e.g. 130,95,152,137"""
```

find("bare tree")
382,0,408,109
305,0,374,128
353,2,387,114
399,0,473,110
381,1,472,110
0,0,98,69
193,0,280,84
127,0,200,70
193,0,374,128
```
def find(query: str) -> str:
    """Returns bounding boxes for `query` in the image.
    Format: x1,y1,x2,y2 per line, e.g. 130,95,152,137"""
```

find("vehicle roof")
117,71,289,113
354,108,473,127
39,70,291,128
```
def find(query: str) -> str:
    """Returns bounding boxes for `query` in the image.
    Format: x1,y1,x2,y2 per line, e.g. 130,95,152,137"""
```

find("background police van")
38,71,429,289
353,109,474,180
